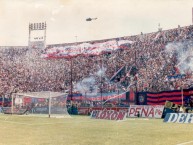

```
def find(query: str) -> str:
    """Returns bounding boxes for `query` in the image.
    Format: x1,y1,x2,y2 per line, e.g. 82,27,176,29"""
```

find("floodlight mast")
28,22,46,49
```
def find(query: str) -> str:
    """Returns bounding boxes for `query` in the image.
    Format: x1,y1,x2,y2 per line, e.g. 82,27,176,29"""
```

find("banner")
78,107,90,115
128,105,164,118
91,109,127,120
78,107,128,115
136,92,147,105
136,88,193,105
43,39,133,59
146,90,190,105
118,40,133,49
164,113,193,123
110,65,125,81
68,92,126,101
167,74,186,80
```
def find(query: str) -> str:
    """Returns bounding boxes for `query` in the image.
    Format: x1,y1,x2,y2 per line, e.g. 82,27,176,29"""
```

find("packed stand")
0,25,193,101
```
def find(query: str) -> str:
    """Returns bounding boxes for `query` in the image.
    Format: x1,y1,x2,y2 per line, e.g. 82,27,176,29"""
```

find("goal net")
2,91,70,118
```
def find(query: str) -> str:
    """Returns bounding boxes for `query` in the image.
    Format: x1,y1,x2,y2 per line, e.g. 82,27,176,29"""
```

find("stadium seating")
0,25,193,107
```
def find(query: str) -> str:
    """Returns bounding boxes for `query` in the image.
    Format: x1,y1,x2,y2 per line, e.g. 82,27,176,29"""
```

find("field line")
176,140,193,145
0,118,97,126
117,119,127,122
127,118,136,120
0,117,151,126
0,120,33,125
35,120,97,125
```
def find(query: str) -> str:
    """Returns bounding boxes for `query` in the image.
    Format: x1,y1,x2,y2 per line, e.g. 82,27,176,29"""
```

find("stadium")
1,0,193,145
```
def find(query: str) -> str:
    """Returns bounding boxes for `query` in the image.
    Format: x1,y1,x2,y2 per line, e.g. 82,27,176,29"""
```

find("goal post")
3,91,70,118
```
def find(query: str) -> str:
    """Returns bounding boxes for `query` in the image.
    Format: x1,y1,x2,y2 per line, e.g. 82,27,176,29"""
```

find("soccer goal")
2,91,70,118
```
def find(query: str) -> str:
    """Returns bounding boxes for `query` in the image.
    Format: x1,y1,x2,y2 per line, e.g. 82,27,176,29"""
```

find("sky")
0,0,192,46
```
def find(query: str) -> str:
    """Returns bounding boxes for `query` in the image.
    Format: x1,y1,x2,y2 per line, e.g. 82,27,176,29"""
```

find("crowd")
0,25,193,101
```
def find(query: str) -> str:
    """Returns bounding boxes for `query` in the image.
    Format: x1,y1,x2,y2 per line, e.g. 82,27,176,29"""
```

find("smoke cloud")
165,40,193,74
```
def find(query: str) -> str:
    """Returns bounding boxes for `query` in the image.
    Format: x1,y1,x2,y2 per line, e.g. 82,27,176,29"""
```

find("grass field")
0,114,193,145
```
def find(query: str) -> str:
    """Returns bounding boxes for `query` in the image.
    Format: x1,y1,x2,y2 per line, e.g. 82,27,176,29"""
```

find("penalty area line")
177,140,193,145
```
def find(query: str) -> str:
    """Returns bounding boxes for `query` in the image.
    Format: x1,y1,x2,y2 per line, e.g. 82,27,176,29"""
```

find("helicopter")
86,17,97,21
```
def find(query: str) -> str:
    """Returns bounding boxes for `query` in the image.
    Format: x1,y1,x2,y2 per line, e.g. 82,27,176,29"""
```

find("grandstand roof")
15,91,67,98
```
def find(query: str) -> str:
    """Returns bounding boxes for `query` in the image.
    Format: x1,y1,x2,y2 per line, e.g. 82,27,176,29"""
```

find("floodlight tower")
28,22,47,49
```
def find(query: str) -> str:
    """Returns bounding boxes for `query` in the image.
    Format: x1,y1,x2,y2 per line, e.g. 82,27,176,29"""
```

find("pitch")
0,114,192,145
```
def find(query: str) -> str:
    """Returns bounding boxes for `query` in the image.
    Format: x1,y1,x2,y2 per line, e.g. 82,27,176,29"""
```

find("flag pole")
181,84,184,106
192,7,193,25
48,91,51,118
11,94,14,115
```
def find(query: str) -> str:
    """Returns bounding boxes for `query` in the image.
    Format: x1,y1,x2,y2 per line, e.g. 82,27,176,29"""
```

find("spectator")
0,25,193,104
